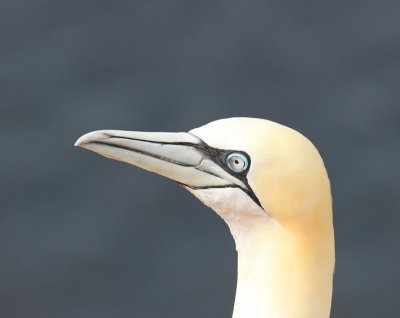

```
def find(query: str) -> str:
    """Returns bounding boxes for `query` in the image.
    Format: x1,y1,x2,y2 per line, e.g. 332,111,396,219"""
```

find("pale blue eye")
226,153,249,173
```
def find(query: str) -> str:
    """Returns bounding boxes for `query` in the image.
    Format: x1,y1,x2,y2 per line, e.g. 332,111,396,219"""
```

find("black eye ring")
226,152,249,173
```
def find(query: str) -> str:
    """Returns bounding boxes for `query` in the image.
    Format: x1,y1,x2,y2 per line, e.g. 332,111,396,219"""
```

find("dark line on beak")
106,134,201,146
91,141,194,167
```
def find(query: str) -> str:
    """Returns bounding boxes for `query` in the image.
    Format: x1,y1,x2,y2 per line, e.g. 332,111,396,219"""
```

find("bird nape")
75,117,335,318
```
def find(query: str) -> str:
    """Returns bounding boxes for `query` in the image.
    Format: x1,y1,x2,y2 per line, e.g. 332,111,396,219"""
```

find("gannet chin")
75,117,335,318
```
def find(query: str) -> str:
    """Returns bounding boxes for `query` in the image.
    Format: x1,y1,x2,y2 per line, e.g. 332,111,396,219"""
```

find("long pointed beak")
75,130,246,189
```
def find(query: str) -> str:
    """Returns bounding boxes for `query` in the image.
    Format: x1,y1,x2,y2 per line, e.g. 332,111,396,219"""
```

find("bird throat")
186,187,334,318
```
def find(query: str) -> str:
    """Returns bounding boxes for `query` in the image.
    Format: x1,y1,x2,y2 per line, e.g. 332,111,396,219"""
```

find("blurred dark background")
1,0,399,317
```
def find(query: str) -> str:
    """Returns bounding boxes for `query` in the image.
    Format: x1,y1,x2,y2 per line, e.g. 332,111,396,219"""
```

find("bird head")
75,117,332,234
75,117,335,318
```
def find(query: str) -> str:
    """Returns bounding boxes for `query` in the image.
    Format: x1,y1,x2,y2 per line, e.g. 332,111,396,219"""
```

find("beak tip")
74,140,82,147
74,134,89,147
74,130,110,148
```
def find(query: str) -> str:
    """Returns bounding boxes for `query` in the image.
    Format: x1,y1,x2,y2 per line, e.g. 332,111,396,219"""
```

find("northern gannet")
75,117,335,318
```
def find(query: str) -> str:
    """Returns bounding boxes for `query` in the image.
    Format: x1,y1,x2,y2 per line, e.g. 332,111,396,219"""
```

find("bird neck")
231,219,334,318
186,187,334,318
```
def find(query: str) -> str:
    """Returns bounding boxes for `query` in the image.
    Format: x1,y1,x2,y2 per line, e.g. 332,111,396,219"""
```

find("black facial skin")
188,140,262,209
91,133,263,209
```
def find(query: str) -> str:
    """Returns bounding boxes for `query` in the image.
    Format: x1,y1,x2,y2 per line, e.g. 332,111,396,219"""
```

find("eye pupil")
226,152,249,173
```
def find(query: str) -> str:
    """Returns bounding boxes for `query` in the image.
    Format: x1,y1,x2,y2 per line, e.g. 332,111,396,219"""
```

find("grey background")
1,0,399,317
